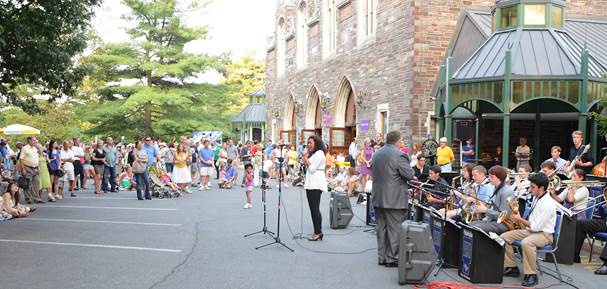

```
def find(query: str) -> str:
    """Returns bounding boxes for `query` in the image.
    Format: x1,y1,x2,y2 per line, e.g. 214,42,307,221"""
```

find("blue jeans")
135,171,151,200
165,163,174,173
102,166,117,192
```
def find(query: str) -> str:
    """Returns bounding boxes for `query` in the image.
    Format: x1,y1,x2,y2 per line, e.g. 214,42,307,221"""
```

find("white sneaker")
244,203,251,209
284,183,289,188
206,185,211,190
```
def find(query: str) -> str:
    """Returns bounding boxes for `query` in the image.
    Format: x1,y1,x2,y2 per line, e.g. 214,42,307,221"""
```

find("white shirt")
304,150,327,191
557,186,589,212
262,160,273,173
349,142,358,159
528,193,557,234
510,179,530,198
72,145,84,158
545,157,566,171
60,149,75,170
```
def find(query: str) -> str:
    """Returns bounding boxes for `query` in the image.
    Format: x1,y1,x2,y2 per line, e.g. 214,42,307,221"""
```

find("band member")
510,164,531,216
468,165,494,203
469,166,514,235
501,173,557,287
575,215,607,274
540,161,563,195
515,137,531,170
424,165,449,209
544,146,566,173
438,164,474,219
552,169,589,216
412,154,429,181
371,131,415,267
566,130,593,174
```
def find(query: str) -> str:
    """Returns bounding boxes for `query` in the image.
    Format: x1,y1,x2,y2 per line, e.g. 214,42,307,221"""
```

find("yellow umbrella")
0,124,41,136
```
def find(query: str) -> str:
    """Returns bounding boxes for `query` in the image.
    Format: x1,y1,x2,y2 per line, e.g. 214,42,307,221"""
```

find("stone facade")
265,0,607,147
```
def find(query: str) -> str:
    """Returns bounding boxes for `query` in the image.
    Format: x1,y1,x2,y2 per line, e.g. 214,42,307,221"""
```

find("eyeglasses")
145,139,151,141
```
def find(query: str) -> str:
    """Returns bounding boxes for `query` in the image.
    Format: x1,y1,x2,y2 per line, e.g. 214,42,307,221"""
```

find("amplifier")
329,191,353,229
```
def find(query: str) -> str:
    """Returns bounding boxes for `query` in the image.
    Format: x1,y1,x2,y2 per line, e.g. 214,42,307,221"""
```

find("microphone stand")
256,145,294,252
244,177,275,238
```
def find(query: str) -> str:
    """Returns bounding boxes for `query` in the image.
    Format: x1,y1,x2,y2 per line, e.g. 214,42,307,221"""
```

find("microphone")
600,147,607,151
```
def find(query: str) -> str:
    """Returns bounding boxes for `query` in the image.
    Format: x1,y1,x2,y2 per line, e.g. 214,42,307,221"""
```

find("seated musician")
423,165,449,209
574,205,607,274
510,164,531,216
540,161,564,195
464,165,494,204
438,164,474,219
412,155,429,182
501,173,557,287
550,168,589,216
468,165,514,235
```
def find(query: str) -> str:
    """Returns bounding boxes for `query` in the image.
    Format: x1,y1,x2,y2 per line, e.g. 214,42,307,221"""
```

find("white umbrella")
0,124,41,136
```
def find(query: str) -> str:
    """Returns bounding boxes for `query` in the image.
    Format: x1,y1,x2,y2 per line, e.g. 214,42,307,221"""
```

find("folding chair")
513,212,563,282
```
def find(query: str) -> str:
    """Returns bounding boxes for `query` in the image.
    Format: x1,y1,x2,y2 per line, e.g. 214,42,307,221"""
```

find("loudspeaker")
454,120,474,142
398,221,435,285
329,191,353,229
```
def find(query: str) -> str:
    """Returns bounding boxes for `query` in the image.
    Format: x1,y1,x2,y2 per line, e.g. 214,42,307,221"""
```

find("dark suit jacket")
371,144,415,209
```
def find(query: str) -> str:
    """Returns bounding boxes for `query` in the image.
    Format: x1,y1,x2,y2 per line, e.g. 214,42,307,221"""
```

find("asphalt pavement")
0,177,604,289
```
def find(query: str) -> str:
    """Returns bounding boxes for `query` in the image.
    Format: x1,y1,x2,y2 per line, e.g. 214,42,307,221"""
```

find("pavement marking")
36,205,177,211
0,239,182,253
20,218,182,227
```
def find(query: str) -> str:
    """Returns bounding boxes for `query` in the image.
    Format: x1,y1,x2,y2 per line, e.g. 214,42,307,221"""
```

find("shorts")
94,165,104,175
199,166,213,176
83,164,92,170
190,163,198,174
274,162,286,169
50,169,63,177
246,186,253,191
63,168,75,181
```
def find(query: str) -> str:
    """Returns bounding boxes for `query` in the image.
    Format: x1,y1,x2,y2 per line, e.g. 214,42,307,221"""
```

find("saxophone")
497,197,524,231
464,179,489,223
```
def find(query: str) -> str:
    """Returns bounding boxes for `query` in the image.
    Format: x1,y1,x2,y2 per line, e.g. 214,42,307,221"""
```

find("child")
118,166,136,191
2,181,35,218
218,163,228,189
244,163,254,209
160,170,181,192
262,158,273,186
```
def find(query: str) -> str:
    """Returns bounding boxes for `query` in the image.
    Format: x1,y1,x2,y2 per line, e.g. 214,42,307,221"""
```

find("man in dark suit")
371,130,415,267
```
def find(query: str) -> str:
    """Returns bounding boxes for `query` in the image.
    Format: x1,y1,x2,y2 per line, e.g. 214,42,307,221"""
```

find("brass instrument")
570,188,607,214
548,174,562,191
497,197,524,231
464,180,490,223
560,180,604,187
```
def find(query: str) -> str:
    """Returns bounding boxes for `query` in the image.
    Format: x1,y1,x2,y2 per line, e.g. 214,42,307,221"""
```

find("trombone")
569,188,607,215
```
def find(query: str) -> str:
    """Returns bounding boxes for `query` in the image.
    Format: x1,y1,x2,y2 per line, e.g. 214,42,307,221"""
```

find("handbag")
132,161,146,174
17,176,30,190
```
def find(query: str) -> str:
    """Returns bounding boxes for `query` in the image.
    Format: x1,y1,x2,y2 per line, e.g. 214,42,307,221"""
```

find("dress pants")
375,207,408,264
501,229,552,274
306,189,323,234
575,219,607,262
23,165,40,201
469,220,509,236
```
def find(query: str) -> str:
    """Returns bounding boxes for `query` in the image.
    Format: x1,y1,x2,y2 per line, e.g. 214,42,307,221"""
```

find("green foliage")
222,51,265,108
83,0,237,140
0,0,101,112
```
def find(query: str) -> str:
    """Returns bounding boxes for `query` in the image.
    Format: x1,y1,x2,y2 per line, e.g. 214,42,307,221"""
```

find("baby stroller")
148,165,181,199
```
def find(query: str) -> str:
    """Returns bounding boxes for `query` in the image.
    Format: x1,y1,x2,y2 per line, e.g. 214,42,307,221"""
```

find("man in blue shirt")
103,137,119,193
224,159,237,189
142,137,159,167
264,140,273,159
462,138,475,165
198,140,215,190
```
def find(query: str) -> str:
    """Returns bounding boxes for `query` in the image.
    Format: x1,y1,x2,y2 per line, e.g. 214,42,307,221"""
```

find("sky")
91,0,277,60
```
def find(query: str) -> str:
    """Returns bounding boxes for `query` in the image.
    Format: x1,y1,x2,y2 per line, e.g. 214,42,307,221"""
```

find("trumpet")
497,197,525,231
560,180,604,187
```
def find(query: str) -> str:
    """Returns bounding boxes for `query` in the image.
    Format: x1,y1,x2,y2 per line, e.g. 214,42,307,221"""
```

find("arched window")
357,0,377,44
276,18,286,78
322,0,336,59
296,2,308,70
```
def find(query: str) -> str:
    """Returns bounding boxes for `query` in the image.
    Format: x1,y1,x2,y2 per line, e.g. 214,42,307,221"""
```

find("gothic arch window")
357,0,377,44
297,1,309,70
322,0,336,59
276,17,286,78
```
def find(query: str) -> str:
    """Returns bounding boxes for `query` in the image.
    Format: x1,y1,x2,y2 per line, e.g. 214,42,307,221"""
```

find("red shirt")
251,145,258,156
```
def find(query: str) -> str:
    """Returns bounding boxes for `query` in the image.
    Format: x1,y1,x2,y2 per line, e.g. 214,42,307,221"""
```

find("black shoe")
378,261,386,266
503,267,520,277
595,264,607,275
145,197,152,200
307,233,323,241
384,262,398,268
522,274,538,287
138,198,144,200
574,257,581,263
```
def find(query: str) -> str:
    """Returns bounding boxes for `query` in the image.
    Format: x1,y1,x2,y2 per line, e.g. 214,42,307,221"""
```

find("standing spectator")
436,137,454,172
358,138,374,193
252,142,263,187
287,145,299,180
515,137,531,170
48,140,62,200
19,136,41,203
37,145,52,202
545,146,566,173
227,139,239,164
102,137,118,193
143,137,159,167
173,143,192,193
240,141,252,166
272,143,288,187
82,142,94,190
72,137,85,190
348,138,359,167
374,132,385,147
60,140,76,197
264,140,274,160
132,141,151,200
462,138,475,165
213,141,223,179
371,130,415,267
189,140,199,186
410,142,423,168
91,143,105,194
302,135,328,242
198,140,214,190
164,141,176,174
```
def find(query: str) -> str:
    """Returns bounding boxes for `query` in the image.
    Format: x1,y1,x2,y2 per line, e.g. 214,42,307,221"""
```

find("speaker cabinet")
454,120,474,142
398,221,435,284
329,191,353,229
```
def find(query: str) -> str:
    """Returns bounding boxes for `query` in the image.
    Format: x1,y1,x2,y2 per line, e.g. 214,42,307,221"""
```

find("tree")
222,51,265,108
83,0,236,139
0,0,101,112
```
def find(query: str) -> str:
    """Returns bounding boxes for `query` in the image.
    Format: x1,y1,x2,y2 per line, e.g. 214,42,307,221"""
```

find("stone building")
265,0,607,157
